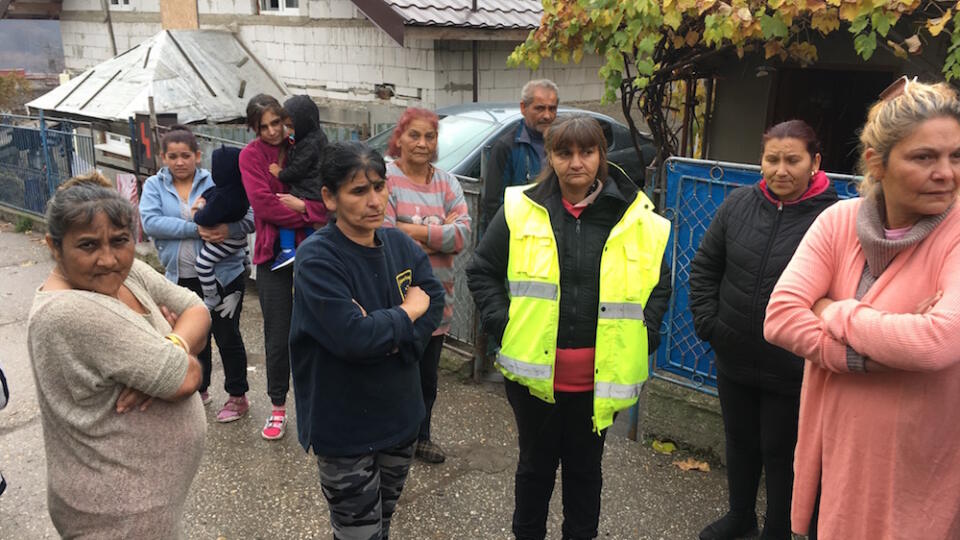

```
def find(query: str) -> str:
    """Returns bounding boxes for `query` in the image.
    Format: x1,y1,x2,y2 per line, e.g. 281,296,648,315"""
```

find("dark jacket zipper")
750,200,784,336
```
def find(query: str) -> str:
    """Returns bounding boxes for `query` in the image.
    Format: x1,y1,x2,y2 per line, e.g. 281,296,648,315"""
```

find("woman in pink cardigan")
764,79,960,539
239,94,328,440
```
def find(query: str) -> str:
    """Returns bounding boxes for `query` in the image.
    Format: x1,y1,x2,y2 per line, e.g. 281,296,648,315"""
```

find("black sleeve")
278,139,321,186
688,199,728,342
481,140,511,232
643,253,672,352
400,240,446,361
193,185,249,226
466,206,511,345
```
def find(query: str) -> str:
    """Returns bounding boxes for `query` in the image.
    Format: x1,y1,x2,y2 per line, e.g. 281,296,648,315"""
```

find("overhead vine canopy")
509,0,959,177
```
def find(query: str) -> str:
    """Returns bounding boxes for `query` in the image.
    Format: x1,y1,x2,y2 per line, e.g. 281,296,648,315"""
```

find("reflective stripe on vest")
595,381,645,400
598,302,646,321
509,280,558,300
498,353,552,379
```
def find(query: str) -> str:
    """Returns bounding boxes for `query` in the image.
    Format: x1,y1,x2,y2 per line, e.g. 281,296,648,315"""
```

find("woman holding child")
239,93,328,440
140,125,254,424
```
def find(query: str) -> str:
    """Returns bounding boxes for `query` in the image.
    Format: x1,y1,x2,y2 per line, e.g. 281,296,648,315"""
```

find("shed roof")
27,29,288,124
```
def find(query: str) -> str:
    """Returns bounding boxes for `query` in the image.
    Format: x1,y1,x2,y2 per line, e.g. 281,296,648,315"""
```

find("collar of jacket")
757,170,833,206
521,162,638,209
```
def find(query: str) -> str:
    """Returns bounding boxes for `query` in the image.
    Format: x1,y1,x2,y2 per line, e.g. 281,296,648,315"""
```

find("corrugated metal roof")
384,0,542,30
27,29,289,124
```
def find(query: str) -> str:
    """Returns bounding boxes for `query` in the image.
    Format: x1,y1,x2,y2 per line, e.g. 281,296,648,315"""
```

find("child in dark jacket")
193,145,250,308
267,94,328,270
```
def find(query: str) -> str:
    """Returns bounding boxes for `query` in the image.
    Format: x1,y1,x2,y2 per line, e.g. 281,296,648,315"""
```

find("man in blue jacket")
480,79,559,232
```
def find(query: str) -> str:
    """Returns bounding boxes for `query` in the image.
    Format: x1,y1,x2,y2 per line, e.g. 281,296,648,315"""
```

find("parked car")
366,103,656,184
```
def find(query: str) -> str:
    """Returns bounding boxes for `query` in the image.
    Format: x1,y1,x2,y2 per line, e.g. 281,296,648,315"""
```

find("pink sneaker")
200,391,213,405
216,396,249,423
261,407,286,440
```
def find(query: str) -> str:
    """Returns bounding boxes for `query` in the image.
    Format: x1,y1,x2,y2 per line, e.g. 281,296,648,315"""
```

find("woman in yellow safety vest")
466,115,672,540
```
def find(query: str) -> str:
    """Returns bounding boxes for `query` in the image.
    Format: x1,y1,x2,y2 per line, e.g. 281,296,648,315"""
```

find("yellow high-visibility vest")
498,183,670,432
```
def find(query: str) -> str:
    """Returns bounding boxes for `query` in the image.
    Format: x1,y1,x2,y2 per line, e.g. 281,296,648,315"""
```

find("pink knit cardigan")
764,198,960,539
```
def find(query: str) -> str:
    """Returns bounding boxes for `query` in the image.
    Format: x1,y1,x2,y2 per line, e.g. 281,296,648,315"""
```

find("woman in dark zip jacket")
689,120,838,540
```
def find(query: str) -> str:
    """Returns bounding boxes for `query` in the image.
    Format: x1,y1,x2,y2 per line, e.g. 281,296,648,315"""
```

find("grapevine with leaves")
509,0,959,184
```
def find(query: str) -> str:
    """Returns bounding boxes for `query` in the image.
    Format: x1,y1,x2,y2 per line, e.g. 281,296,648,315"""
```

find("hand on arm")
239,151,312,228
269,163,281,178
197,224,229,243
398,285,430,323
277,193,307,214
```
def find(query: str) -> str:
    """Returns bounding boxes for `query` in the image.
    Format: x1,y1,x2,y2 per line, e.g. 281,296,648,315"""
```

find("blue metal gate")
0,113,96,215
653,157,860,394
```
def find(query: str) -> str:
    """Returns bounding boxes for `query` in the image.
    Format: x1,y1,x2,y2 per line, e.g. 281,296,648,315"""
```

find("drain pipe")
471,0,479,102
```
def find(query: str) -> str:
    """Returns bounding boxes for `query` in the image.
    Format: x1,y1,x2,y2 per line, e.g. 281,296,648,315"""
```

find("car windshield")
367,114,498,175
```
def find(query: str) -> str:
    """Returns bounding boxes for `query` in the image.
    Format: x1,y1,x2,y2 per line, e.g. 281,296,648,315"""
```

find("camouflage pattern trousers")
316,440,416,540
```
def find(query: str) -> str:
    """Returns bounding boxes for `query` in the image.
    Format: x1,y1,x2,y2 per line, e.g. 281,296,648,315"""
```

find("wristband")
165,333,190,356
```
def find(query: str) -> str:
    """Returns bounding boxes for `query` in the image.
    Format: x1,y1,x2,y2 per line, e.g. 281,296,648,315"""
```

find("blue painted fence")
652,157,860,395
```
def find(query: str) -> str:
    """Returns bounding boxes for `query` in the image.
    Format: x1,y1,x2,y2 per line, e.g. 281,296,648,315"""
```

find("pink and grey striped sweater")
384,162,471,335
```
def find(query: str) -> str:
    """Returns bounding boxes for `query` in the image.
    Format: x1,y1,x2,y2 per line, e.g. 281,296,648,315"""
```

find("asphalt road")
0,222,739,540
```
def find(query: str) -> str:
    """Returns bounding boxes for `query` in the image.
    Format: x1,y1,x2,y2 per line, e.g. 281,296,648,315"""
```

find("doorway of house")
768,67,894,174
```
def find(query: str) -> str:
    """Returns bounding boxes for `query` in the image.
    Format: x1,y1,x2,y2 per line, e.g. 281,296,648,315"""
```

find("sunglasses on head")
879,75,919,101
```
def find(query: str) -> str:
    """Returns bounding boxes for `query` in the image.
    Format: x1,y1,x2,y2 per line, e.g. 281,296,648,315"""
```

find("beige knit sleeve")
128,258,203,316
29,293,189,400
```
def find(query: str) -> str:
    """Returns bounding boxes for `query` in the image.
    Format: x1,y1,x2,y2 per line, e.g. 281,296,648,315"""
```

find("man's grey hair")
521,79,559,106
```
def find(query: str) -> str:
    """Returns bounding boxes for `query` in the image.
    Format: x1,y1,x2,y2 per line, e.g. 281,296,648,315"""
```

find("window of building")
260,0,299,15
109,0,133,10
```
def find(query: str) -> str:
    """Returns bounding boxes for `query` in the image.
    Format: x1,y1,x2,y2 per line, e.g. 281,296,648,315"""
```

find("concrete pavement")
0,222,745,540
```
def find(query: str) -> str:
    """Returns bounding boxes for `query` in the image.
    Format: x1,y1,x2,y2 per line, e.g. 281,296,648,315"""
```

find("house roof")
384,0,542,30
350,0,542,45
27,29,288,124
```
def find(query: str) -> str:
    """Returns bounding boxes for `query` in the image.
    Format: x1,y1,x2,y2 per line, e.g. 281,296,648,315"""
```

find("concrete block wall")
231,19,435,104
433,40,606,108
60,21,118,72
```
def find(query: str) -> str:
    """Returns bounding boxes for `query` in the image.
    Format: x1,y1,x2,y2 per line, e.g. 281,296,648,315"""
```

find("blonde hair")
858,80,960,194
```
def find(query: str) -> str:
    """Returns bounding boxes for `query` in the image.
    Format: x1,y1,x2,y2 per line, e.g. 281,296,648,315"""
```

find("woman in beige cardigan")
28,172,211,538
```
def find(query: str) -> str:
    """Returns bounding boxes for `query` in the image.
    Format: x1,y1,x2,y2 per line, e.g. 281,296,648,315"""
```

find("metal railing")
655,157,860,395
0,112,96,215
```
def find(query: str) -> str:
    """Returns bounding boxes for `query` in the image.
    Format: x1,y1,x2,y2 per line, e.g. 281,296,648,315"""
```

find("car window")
436,115,498,172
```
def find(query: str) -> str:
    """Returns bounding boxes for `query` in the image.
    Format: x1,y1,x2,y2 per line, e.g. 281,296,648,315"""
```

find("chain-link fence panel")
446,174,481,347
656,157,859,395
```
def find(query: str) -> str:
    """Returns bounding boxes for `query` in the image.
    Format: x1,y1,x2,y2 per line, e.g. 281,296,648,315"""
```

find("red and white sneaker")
261,407,286,440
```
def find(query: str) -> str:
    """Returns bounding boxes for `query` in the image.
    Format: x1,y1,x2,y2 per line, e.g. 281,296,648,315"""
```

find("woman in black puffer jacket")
689,120,838,540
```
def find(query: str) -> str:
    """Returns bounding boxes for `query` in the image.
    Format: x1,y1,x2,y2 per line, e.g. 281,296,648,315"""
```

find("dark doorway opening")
768,67,894,174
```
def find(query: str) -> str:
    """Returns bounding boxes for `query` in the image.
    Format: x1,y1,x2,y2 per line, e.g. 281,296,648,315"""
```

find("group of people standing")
20,74,960,540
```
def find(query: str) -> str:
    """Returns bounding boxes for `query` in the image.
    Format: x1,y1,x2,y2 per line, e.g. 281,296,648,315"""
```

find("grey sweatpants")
316,441,416,540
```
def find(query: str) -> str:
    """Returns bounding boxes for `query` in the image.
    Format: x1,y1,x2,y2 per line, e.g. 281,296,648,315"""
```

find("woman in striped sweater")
383,107,472,464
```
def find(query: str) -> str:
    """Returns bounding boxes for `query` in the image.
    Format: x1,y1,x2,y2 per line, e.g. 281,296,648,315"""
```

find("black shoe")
699,511,759,540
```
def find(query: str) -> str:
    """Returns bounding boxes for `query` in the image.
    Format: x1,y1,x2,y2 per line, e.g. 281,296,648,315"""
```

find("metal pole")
472,41,479,103
39,109,55,197
148,96,161,172
700,77,714,160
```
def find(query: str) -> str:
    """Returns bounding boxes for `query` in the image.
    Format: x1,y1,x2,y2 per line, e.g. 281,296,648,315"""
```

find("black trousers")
716,371,800,539
504,379,606,540
255,263,294,407
178,275,249,396
418,334,444,441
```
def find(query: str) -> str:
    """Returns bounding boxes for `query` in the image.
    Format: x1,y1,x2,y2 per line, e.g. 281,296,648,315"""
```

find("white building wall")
59,0,601,115
433,40,605,108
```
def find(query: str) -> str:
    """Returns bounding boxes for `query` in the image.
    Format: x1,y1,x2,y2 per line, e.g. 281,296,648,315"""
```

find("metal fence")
0,112,96,215
655,157,860,394
447,174,482,347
